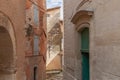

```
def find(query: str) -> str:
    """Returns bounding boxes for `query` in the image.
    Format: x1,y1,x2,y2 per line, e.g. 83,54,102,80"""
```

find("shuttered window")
34,35,39,55
33,4,39,26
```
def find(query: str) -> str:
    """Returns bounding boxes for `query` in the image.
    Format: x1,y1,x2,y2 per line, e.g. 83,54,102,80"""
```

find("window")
47,14,50,17
33,35,39,55
33,4,39,26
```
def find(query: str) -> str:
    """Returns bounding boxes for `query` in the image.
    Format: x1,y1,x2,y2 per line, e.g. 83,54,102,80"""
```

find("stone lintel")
71,10,93,24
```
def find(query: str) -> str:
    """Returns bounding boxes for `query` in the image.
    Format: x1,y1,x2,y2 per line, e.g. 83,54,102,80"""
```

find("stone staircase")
47,12,60,33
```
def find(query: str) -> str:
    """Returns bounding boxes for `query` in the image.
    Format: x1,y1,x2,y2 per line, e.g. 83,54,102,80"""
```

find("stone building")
0,0,26,80
26,0,47,80
46,7,63,73
64,0,120,80
0,0,47,80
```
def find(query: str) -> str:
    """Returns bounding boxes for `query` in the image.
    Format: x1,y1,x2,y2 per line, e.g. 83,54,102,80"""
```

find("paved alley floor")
46,72,63,80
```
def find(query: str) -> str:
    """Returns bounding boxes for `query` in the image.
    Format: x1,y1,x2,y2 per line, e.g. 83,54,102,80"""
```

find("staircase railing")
47,12,60,33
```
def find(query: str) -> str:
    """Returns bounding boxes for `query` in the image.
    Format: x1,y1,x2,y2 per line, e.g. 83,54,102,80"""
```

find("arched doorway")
71,10,93,80
0,12,16,80
33,66,37,80
0,26,14,80
81,28,89,80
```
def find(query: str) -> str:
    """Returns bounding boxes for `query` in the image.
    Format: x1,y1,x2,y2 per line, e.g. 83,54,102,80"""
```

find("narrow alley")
1,0,120,80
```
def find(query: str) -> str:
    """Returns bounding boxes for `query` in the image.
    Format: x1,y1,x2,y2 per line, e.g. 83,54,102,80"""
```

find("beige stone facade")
64,0,120,80
46,7,63,72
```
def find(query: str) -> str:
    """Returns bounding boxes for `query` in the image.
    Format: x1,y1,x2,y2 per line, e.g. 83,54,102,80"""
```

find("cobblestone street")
46,72,63,80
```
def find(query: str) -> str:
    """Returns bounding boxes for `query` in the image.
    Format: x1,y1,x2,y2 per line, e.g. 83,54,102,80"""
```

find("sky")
47,0,63,8
46,0,63,20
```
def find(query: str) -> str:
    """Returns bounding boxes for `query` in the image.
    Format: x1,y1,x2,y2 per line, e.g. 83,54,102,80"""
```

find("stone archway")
0,12,16,80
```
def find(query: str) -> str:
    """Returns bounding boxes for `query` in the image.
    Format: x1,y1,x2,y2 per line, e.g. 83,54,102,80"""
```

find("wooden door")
81,28,90,80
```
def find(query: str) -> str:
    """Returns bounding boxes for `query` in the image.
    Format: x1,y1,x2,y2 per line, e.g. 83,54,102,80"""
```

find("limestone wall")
64,0,120,80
